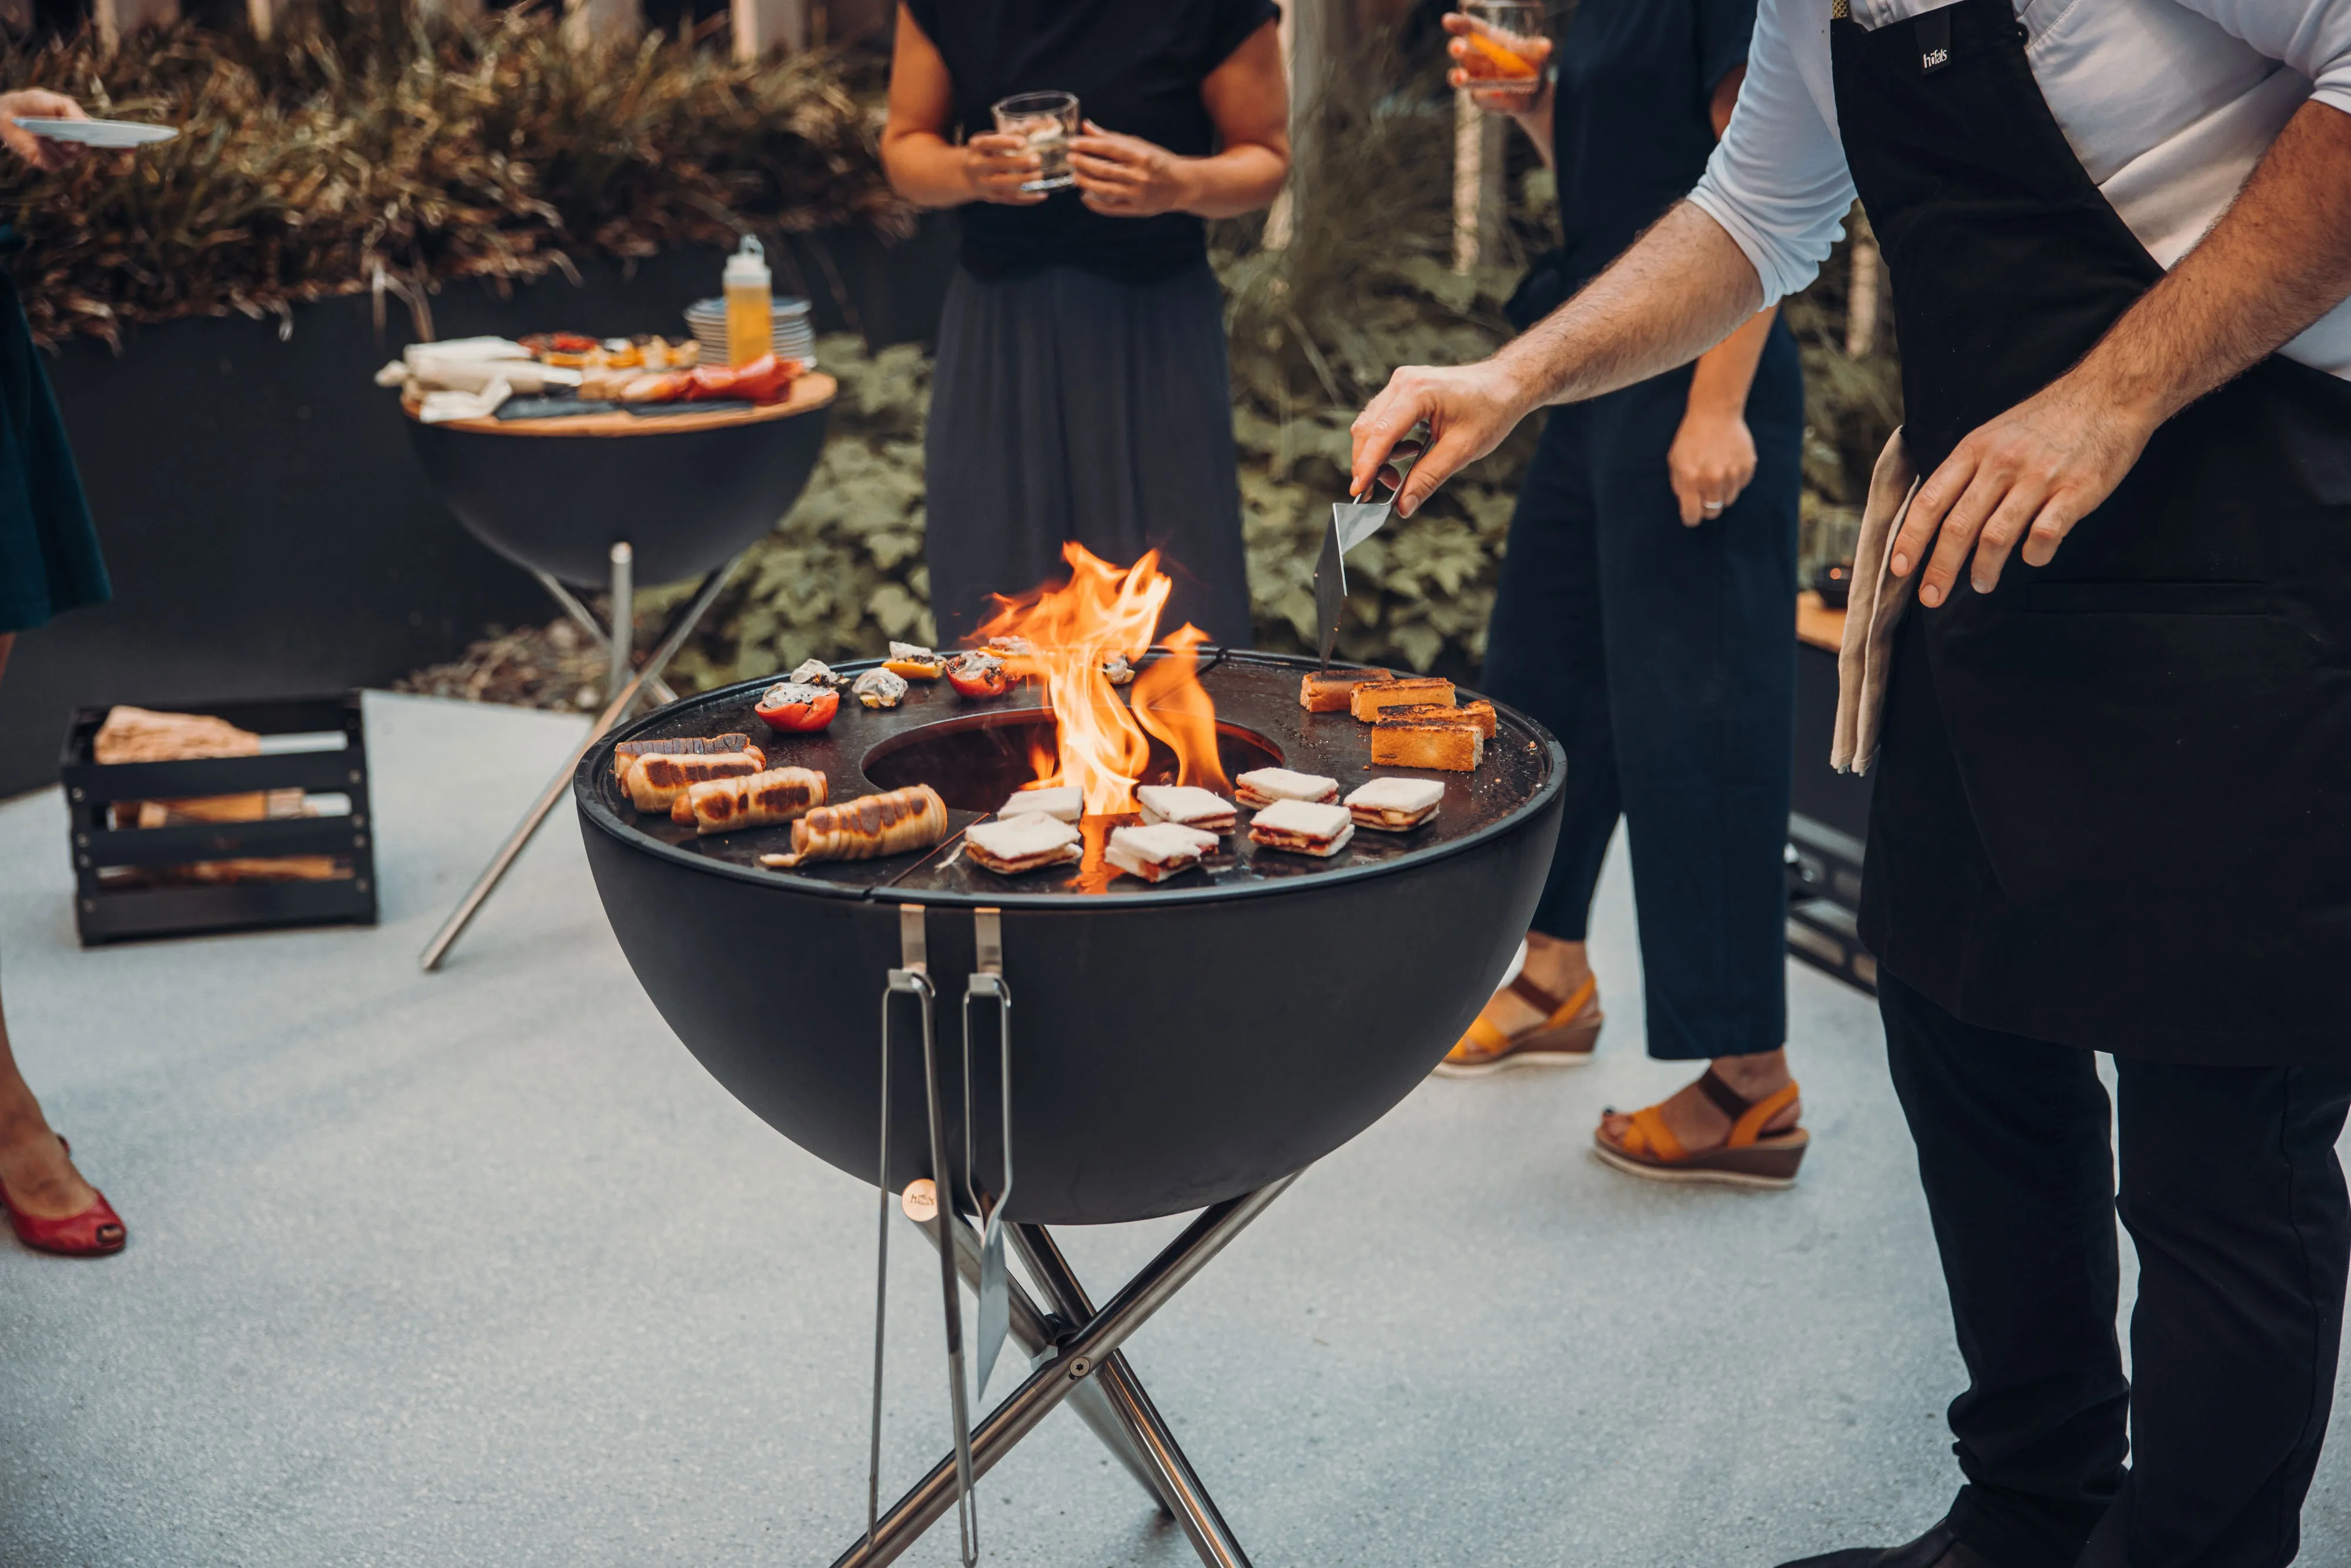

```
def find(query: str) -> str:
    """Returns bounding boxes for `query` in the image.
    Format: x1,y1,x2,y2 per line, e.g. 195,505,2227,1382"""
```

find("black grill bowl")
405,387,833,588
575,653,1565,1225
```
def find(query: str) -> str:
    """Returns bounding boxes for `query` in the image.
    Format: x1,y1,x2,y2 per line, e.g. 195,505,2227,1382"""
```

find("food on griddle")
1101,652,1137,686
755,682,840,734
1298,667,1394,713
611,733,758,780
673,765,828,834
1371,718,1485,773
963,814,1084,876
1248,798,1356,857
947,651,1012,699
624,749,763,812
1233,766,1341,809
884,642,949,680
1104,822,1218,883
1345,776,1445,832
1349,677,1456,722
758,784,950,869
1380,698,1497,739
1135,785,1236,833
1000,785,1083,823
789,658,841,688
986,635,1034,658
853,668,909,709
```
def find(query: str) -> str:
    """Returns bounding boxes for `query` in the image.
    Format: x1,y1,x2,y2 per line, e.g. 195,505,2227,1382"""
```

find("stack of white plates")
685,296,816,368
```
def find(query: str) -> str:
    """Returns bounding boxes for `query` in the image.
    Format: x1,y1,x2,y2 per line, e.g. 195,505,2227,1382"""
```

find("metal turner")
963,908,1014,1400
1315,438,1422,668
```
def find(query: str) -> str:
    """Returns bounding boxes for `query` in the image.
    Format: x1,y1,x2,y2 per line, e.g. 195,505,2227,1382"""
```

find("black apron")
1834,0,2351,1064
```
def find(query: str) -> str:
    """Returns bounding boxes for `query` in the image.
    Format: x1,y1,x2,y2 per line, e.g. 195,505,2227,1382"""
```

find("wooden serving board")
403,371,837,437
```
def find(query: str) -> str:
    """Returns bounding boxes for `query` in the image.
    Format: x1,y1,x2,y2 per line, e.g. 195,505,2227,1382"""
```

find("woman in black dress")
882,0,1288,644
0,89,126,1256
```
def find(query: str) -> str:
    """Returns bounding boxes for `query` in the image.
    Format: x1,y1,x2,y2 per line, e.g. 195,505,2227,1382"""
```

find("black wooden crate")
58,692,379,946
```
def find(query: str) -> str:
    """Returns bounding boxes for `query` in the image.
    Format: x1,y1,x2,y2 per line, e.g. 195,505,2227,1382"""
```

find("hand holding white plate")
12,118,178,149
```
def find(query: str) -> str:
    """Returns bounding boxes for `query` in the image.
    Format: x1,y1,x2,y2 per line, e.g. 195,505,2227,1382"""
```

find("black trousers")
1479,321,1801,1060
1880,972,2351,1568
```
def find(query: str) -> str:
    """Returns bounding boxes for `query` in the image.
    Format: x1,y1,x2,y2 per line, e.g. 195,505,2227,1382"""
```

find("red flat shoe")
1,1135,126,1257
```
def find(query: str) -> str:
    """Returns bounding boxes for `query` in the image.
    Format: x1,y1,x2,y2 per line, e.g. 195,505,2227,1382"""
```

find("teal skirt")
0,264,106,635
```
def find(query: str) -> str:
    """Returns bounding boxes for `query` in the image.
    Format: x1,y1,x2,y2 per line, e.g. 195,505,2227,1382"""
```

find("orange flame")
976,544,1226,814
1131,624,1230,793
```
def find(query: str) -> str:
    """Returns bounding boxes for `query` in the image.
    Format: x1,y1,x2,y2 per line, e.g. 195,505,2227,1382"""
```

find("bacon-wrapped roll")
671,766,829,835
611,733,759,779
758,784,949,869
623,749,763,812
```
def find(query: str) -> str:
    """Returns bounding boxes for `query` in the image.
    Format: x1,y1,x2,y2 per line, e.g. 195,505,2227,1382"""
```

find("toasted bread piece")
1000,785,1083,823
1370,719,1483,773
1298,666,1394,713
1349,677,1455,722
1135,785,1236,833
1381,698,1496,739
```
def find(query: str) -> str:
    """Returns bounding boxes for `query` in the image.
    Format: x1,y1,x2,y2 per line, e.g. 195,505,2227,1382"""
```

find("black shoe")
1776,1519,2002,1568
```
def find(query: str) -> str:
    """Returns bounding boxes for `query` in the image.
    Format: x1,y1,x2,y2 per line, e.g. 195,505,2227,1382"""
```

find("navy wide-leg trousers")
1481,321,1802,1061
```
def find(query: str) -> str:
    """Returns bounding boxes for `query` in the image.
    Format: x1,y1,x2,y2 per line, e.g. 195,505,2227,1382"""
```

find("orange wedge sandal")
1592,1067,1808,1188
1435,973,1603,1077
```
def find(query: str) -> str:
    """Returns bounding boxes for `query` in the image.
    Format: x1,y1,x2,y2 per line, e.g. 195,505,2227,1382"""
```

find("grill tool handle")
904,904,980,1567
963,907,1014,1401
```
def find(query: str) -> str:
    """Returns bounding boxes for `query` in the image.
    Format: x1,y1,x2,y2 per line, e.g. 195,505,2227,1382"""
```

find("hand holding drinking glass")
1069,122,1196,219
1443,8,1552,117
962,132,1047,206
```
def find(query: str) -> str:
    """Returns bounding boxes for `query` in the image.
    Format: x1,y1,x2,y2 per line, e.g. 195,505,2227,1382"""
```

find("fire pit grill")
572,648,1565,1568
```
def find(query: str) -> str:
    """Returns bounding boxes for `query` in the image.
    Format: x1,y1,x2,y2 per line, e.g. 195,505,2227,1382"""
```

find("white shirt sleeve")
1684,0,1858,307
2169,0,2351,117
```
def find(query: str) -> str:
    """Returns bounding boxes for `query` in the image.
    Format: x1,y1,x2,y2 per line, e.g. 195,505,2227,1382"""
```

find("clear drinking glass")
992,91,1081,193
1461,1,1545,88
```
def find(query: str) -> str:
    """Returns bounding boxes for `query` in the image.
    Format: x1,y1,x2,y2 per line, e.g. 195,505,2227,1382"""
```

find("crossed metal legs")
836,1175,1297,1568
418,543,745,972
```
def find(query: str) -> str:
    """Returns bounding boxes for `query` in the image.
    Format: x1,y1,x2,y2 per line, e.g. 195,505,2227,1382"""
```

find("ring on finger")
1702,499,1725,514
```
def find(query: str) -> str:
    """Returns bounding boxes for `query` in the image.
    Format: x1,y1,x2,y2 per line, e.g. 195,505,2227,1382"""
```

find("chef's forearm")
1498,201,1767,409
2073,99,2351,431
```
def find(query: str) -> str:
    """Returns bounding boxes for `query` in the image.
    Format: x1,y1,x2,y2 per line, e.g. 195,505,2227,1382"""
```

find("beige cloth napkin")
1831,428,1921,776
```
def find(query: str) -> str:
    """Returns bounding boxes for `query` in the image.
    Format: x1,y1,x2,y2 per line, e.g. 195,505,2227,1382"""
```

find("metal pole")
530,567,678,707
606,543,634,709
933,1214,1171,1512
828,1175,1297,1568
417,554,745,973
1011,1225,1254,1568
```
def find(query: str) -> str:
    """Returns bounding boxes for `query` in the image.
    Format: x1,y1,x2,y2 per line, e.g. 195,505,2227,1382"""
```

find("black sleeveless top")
900,0,1277,284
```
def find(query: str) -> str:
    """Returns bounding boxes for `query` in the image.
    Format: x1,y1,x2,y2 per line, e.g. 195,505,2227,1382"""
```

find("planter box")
0,216,957,799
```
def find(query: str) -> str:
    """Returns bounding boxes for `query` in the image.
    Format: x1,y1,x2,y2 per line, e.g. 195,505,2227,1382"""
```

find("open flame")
976,544,1230,815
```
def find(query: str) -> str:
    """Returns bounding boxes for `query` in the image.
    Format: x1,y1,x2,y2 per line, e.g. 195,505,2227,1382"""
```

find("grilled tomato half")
755,682,839,733
947,652,1011,699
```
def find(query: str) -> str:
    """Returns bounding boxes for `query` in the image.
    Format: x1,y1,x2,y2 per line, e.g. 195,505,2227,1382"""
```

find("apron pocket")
1937,597,2347,903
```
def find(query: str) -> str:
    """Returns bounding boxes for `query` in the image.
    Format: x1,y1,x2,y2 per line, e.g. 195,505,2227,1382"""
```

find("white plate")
14,118,178,148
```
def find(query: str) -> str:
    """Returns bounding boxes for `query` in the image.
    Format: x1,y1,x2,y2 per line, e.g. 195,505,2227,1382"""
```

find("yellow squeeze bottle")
724,237,773,368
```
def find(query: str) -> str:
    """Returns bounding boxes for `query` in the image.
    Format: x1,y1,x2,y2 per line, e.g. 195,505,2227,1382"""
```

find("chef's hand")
0,91,87,173
1667,407,1756,526
962,131,1046,206
1441,12,1553,117
1069,122,1194,218
1352,360,1532,517
1891,371,2159,605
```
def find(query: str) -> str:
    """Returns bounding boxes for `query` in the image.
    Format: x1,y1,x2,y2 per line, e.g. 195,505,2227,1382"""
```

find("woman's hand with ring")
1668,406,1756,526
962,131,1046,206
1069,122,1197,217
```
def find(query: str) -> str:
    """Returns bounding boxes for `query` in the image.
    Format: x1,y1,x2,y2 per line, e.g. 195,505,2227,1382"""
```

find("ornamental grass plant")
0,2,905,349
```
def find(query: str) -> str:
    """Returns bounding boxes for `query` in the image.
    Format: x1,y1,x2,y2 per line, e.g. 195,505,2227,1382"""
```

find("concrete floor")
1,691,2345,1567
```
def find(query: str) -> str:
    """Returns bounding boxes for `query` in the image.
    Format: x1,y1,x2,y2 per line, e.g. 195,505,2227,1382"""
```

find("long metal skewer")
417,551,742,972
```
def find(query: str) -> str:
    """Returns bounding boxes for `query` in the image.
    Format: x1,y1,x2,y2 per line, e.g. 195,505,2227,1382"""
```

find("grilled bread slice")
1370,718,1483,773
1349,677,1455,722
1380,698,1496,739
1298,666,1394,713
